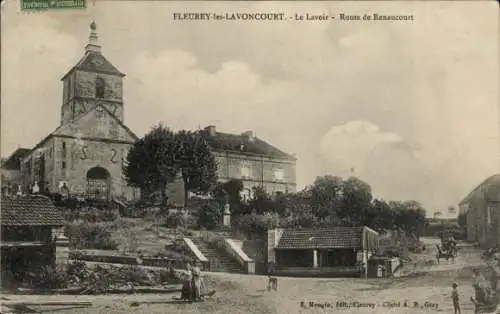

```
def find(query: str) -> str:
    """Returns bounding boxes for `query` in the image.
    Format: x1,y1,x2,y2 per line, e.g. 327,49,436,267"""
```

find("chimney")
242,131,255,142
204,125,216,136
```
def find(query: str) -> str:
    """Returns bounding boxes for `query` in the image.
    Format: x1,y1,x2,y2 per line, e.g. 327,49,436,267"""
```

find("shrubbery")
233,213,279,239
65,222,119,250
61,207,120,222
197,202,222,230
165,211,198,229
23,263,69,289
18,261,183,291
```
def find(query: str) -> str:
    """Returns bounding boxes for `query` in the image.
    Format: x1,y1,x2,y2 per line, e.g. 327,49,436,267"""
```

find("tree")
123,124,178,205
197,201,223,230
367,199,394,231
247,186,275,215
390,201,427,239
309,175,343,219
221,179,246,215
175,130,218,207
341,177,373,225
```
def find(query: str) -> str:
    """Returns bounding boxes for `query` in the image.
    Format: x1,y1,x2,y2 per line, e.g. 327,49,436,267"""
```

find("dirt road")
2,238,495,314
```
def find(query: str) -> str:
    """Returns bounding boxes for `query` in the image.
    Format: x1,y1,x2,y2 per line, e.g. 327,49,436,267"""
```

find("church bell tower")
60,21,126,126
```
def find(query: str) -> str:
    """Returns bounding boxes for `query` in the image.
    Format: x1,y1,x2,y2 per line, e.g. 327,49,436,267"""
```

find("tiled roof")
1,148,31,170
276,227,367,249
61,51,124,79
201,132,294,160
460,174,500,205
1,195,65,226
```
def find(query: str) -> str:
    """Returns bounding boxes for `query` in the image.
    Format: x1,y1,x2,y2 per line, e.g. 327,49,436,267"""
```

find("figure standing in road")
190,262,202,301
451,283,461,314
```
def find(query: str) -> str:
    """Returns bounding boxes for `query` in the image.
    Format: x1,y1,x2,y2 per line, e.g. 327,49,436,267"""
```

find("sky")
1,1,499,216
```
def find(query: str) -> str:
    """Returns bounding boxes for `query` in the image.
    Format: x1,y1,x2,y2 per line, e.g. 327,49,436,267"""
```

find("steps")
190,238,244,274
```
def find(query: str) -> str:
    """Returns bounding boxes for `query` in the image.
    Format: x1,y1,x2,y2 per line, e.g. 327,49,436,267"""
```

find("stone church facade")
19,22,140,201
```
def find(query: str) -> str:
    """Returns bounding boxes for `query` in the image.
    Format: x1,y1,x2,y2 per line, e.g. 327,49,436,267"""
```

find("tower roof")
61,21,125,80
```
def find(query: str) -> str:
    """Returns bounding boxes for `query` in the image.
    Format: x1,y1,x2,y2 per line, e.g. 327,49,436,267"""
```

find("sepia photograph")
0,1,499,313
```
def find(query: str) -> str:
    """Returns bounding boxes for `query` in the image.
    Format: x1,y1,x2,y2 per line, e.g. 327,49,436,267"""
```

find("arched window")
95,77,105,98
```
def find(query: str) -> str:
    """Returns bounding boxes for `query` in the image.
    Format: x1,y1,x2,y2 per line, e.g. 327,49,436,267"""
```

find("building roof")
61,51,125,80
1,195,65,226
276,226,377,250
201,131,295,160
459,174,500,206
1,148,31,170
26,104,138,161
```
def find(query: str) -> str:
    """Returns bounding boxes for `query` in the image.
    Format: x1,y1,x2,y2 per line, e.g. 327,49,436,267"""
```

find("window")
61,141,66,158
96,77,105,98
62,161,66,170
273,168,285,182
240,166,251,179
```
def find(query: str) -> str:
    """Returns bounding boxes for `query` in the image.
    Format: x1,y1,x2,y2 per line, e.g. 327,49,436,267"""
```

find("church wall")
69,106,130,142
50,136,136,200
42,138,55,190
74,71,123,103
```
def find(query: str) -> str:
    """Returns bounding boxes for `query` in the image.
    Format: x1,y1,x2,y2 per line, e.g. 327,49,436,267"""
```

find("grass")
67,217,199,257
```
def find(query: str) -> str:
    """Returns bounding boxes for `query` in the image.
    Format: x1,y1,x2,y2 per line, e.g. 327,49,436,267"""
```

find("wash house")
267,226,379,277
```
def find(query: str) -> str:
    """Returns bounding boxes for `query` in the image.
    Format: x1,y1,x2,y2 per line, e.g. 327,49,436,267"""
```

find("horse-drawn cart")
436,238,458,264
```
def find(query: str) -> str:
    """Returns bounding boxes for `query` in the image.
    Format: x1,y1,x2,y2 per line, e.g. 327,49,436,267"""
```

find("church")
3,21,297,205
17,22,140,201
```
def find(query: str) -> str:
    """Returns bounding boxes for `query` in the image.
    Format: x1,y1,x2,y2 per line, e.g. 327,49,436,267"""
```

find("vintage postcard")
0,0,498,313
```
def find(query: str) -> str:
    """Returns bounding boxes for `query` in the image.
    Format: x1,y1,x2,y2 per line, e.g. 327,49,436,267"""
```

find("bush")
197,202,222,230
279,211,318,229
23,264,69,289
233,213,279,239
165,211,197,229
60,206,120,222
66,222,119,250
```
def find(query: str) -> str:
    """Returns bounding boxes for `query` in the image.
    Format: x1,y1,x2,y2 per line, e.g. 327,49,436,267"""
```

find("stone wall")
266,228,284,264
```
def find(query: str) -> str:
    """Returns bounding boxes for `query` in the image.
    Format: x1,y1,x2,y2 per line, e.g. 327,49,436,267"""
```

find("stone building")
459,174,500,248
1,148,31,195
201,125,296,201
18,22,139,201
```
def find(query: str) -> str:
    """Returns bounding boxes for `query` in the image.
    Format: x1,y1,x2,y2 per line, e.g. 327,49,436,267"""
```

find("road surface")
2,238,497,313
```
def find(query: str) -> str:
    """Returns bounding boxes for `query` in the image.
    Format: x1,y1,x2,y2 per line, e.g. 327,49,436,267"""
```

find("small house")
1,195,65,287
267,226,379,277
